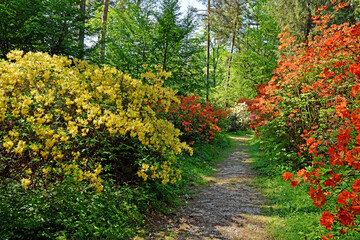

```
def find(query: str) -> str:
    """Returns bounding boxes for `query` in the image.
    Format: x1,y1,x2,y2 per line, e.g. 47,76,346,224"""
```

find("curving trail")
139,135,271,240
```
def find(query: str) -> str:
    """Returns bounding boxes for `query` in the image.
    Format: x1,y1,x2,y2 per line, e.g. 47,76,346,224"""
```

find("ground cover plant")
249,1,360,238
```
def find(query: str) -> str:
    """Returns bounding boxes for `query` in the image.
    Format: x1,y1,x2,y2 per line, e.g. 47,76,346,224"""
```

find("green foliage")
96,0,205,95
0,180,145,239
0,0,87,59
269,0,360,44
210,0,279,105
233,0,279,85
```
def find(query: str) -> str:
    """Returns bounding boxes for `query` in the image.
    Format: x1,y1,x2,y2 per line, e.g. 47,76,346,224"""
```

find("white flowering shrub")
228,102,252,131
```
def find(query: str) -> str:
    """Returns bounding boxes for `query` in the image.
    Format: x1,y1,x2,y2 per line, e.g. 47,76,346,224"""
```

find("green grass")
247,136,360,240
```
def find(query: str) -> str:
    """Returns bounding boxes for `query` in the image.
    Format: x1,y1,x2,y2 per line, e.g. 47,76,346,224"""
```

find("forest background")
0,0,360,239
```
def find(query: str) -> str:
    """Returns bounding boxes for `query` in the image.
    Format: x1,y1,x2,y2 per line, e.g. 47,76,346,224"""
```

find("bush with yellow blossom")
0,50,192,193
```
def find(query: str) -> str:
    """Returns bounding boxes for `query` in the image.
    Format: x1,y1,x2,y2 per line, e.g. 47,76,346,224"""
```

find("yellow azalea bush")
0,50,192,192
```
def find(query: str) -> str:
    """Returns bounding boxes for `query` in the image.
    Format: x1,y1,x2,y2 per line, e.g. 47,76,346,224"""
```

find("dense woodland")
1,0,360,239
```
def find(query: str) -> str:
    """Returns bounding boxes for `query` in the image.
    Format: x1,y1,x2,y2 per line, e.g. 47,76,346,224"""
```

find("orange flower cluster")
249,1,360,237
156,93,228,144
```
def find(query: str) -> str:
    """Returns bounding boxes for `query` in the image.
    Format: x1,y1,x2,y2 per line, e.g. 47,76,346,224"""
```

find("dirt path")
140,135,271,240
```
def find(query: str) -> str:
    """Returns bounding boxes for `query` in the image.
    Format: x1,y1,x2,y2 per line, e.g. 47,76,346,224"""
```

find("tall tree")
210,0,248,88
153,0,204,93
78,0,86,58
269,0,359,44
234,0,278,86
100,0,110,58
205,0,210,101
105,0,155,73
208,0,279,105
0,0,88,59
104,0,204,95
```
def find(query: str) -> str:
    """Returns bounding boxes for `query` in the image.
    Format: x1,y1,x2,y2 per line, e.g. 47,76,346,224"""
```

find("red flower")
290,178,299,188
323,178,335,188
338,208,354,226
283,172,293,181
309,185,327,207
306,137,315,146
321,233,333,240
320,210,334,230
339,229,348,234
297,169,306,177
337,191,354,205
352,179,360,192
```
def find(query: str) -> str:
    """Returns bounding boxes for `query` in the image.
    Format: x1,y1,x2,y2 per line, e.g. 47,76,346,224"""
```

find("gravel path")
140,135,271,240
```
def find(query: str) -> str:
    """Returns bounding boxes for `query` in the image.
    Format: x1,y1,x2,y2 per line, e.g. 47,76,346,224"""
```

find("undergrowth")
0,133,232,239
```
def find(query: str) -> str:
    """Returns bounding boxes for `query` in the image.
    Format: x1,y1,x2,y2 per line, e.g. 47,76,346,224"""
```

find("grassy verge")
248,135,325,240
248,135,360,240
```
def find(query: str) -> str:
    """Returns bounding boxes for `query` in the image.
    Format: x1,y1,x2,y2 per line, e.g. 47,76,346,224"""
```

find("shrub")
228,101,252,132
251,1,360,237
0,50,192,192
155,93,229,144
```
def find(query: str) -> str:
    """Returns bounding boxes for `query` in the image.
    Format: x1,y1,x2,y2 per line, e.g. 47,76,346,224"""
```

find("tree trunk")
225,16,237,88
100,0,110,59
163,41,168,71
205,0,210,102
303,1,312,43
212,44,220,87
78,1,86,58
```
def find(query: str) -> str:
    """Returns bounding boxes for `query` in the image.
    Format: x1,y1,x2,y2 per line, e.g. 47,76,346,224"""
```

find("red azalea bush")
251,1,360,237
155,93,228,144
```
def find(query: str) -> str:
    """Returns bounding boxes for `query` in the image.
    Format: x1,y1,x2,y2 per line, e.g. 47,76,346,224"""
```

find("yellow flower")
20,178,31,190
42,167,50,178
14,140,27,155
25,168,32,176
82,158,88,166
94,163,102,175
2,138,14,151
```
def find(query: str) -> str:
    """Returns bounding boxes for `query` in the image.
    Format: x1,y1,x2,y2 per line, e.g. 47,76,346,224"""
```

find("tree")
207,0,278,105
104,0,204,95
100,0,110,58
269,0,359,44
105,0,157,73
210,0,249,88
0,0,88,59
233,0,278,86
153,0,203,92
0,0,41,59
